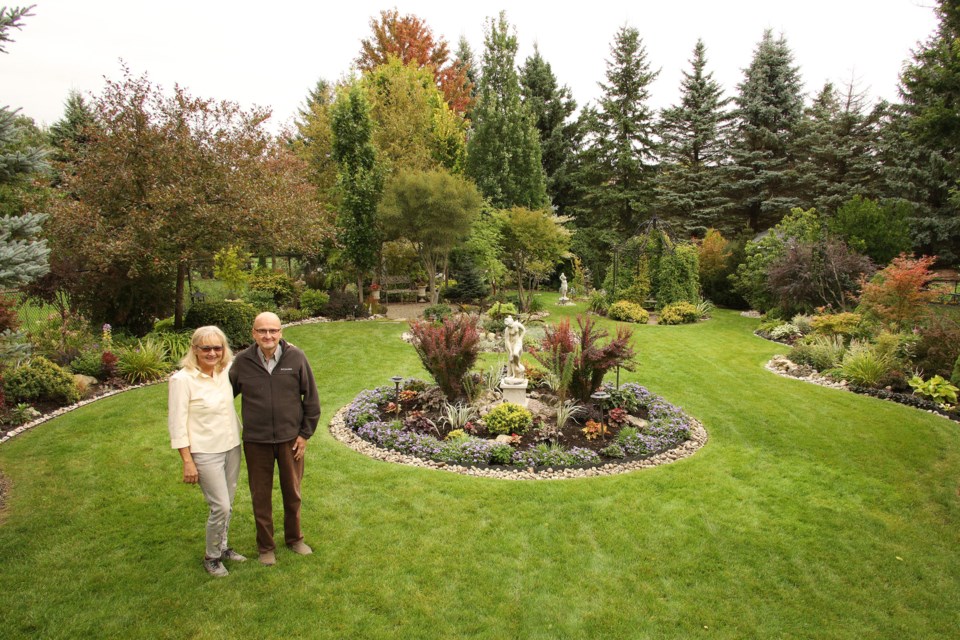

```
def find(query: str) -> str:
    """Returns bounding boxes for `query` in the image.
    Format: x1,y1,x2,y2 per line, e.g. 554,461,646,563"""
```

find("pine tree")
0,5,49,289
580,25,659,235
331,84,383,303
886,0,960,261
465,11,547,210
654,39,730,235
519,44,580,215
792,81,884,216
725,30,804,232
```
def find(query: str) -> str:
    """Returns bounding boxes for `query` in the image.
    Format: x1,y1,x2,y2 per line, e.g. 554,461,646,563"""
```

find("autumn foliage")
858,254,938,329
356,9,473,114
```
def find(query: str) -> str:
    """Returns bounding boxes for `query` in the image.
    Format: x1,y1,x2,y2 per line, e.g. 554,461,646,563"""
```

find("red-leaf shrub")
858,254,937,330
533,314,637,403
408,315,480,400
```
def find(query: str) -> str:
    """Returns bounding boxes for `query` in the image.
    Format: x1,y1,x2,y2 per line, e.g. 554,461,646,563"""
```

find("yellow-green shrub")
484,402,533,435
658,301,699,325
608,301,649,323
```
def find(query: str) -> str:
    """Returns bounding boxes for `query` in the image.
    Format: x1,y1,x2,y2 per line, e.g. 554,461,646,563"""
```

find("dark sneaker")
220,548,247,563
287,540,313,555
203,557,228,577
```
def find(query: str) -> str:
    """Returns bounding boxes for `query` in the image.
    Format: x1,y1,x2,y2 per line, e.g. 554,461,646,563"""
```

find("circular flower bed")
331,380,707,479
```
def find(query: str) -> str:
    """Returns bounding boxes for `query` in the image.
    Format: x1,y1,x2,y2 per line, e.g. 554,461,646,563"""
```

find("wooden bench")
381,276,426,303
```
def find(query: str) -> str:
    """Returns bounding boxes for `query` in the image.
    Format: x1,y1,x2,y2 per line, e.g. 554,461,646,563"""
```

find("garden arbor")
608,216,700,309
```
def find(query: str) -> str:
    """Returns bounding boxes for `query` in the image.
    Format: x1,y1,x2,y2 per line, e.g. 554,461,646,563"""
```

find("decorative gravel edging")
0,378,168,446
328,405,708,480
765,355,960,423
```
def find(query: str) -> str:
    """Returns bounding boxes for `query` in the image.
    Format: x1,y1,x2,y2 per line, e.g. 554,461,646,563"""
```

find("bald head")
252,312,283,357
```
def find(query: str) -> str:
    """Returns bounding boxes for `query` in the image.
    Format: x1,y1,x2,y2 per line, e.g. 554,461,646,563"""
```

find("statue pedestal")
500,378,529,407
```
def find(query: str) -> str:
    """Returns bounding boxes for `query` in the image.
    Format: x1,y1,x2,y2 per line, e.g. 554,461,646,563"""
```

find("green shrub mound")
484,402,533,435
299,288,330,316
320,292,369,320
658,301,700,325
249,269,299,307
608,301,649,324
5,356,81,405
69,350,106,378
487,301,518,319
242,289,277,312
184,300,257,349
423,304,453,322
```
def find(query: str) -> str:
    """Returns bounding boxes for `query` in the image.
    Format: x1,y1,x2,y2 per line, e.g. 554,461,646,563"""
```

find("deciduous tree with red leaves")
356,9,473,114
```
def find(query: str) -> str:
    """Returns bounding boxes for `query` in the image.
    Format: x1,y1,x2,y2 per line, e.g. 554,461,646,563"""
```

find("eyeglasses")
254,328,281,336
196,345,224,353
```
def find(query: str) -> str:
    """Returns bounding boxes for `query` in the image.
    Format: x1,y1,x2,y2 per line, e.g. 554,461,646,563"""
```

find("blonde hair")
179,325,234,373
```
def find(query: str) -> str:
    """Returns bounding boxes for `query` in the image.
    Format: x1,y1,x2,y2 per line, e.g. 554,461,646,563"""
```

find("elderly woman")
168,326,246,577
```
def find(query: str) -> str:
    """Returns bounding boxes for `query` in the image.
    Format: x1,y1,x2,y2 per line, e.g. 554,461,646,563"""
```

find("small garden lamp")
591,390,610,439
390,375,403,403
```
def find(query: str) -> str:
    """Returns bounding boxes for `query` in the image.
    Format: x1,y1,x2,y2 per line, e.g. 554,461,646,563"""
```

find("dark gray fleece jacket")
229,340,321,443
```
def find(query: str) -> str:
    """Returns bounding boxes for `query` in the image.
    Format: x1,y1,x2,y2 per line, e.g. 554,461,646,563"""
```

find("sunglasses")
196,345,224,353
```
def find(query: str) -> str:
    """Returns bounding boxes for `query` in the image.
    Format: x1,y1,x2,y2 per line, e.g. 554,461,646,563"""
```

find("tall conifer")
655,39,730,234
465,12,547,210
725,30,804,232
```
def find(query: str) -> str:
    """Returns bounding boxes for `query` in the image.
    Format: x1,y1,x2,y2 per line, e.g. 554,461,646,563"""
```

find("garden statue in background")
558,272,569,303
503,316,526,382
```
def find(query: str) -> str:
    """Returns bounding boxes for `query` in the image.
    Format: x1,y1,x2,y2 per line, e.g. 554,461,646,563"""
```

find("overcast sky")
1,1,941,132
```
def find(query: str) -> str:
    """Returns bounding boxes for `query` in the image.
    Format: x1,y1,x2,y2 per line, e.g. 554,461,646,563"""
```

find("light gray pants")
192,445,241,559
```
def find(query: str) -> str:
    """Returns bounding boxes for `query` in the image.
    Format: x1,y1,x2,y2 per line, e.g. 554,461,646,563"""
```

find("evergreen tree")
654,39,730,235
0,5,49,289
331,84,384,303
725,30,804,232
580,25,659,235
519,45,580,215
291,79,338,202
792,81,884,216
48,90,94,162
465,11,547,209
887,0,960,261
454,36,478,106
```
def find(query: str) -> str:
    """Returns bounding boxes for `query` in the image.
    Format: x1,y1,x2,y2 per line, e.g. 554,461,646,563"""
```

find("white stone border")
328,405,708,480
765,355,959,424
0,378,168,445
0,315,365,447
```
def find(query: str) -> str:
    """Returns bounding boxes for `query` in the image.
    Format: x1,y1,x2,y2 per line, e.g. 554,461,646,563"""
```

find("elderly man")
230,312,321,566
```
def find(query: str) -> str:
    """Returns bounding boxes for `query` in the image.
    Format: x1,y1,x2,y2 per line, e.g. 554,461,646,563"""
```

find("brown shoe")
287,540,313,555
258,550,276,566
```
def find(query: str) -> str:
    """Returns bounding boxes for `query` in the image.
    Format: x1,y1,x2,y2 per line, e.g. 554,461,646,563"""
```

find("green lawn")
1,303,958,639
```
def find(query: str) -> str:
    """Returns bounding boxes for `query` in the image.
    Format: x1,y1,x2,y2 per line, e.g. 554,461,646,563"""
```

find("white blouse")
167,363,241,454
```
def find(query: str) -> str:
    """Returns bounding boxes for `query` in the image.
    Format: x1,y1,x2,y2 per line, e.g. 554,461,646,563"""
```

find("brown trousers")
243,440,304,553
